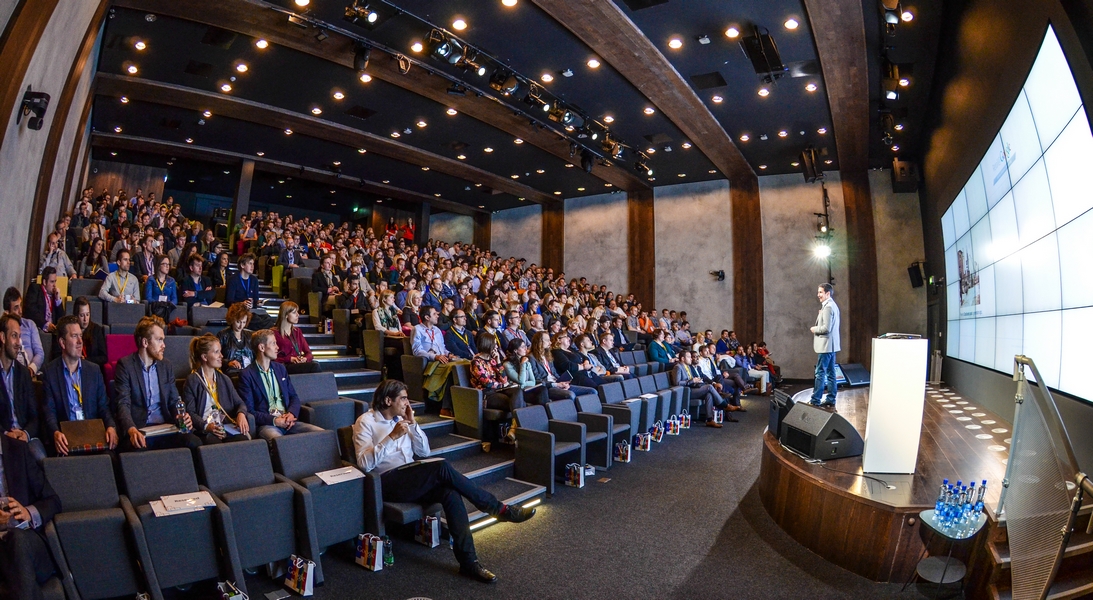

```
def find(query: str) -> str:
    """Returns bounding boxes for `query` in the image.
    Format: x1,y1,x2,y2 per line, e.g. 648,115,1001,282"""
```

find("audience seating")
271,264,284,295
190,305,227,327
43,454,152,600
195,440,322,584
119,448,243,593
638,375,675,422
270,431,365,554
68,278,103,300
103,334,139,389
622,378,660,432
291,372,367,429
545,399,611,470
667,369,700,418
104,302,146,327
600,381,655,435
620,351,649,377
450,364,508,441
163,335,192,380
400,354,427,404
575,394,634,447
653,371,688,419
513,404,586,495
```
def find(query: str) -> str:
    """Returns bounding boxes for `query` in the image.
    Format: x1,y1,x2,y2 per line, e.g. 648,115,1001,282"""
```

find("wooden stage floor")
758,382,1013,581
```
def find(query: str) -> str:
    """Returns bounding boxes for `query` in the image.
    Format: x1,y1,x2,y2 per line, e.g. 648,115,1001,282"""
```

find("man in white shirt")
99,250,141,303
352,380,535,583
412,306,465,410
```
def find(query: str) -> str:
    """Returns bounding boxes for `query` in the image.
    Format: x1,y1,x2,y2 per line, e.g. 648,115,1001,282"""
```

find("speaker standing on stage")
809,283,840,408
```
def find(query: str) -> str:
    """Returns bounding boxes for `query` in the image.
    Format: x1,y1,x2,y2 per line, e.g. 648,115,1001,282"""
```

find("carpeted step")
426,433,482,461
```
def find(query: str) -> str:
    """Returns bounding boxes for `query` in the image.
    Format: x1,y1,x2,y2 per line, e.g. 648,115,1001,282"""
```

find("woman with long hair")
274,301,320,374
182,334,251,444
78,237,109,279
470,333,524,444
400,289,422,331
501,338,549,405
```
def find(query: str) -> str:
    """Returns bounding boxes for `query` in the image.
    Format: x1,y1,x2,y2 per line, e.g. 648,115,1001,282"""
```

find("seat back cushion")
513,404,549,432
119,448,199,506
271,430,341,480
44,454,118,511
196,439,275,495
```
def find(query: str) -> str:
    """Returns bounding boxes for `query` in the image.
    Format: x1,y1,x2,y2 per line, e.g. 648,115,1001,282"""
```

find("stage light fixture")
453,18,467,31
758,87,769,97
784,18,799,30
725,26,740,38
643,107,655,115
411,41,423,53
805,82,818,92
668,38,683,49
447,83,467,96
220,83,232,92
603,115,614,123
739,134,750,142
333,91,345,100
894,123,904,131
354,44,371,71
817,127,826,134
814,244,831,258
489,69,520,96
587,58,600,68
295,0,309,6
503,0,517,6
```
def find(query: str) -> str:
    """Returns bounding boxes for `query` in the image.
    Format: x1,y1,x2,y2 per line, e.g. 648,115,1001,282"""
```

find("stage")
758,383,1012,582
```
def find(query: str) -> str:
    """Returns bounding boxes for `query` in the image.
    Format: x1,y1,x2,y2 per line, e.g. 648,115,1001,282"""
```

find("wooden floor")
758,382,1013,581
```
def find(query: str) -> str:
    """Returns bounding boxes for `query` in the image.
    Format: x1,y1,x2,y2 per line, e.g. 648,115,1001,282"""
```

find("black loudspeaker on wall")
907,262,924,288
779,403,864,460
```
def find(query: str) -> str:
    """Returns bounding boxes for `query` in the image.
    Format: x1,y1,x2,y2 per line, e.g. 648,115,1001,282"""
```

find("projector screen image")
942,26,1093,403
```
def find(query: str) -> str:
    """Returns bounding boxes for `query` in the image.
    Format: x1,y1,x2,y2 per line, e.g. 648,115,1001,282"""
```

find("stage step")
986,503,1093,600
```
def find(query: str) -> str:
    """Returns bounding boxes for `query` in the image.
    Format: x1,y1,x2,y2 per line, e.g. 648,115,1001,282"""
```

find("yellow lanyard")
72,381,83,407
119,273,130,294
154,277,167,296
452,327,469,346
200,371,224,412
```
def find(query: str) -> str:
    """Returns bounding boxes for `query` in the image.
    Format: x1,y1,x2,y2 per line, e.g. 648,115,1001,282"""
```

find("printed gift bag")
679,413,692,429
215,581,245,600
652,420,665,443
635,432,653,451
666,416,681,435
614,440,632,463
415,516,441,548
355,534,384,571
284,554,314,596
565,463,585,488
714,409,724,424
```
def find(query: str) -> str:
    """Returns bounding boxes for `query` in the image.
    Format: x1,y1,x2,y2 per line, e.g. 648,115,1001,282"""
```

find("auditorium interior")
1,0,1093,598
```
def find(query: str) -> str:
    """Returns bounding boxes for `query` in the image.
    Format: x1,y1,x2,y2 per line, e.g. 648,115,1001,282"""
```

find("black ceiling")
93,0,941,215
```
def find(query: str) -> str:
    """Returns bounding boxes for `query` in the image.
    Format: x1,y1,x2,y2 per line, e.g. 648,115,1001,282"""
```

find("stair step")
337,384,379,399
332,370,382,382
426,433,483,461
303,334,335,345
410,401,425,414
416,414,455,435
993,527,1093,570
453,477,545,527
314,356,367,371
993,569,1093,600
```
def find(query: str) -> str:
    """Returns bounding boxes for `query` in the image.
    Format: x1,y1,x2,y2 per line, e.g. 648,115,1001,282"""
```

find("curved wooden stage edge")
757,384,1011,583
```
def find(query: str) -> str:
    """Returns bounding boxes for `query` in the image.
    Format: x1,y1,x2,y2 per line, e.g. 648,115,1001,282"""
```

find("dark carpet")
226,386,946,600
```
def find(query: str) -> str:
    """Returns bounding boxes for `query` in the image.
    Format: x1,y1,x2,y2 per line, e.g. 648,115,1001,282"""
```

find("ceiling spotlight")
805,82,818,92
712,95,723,103
817,127,827,134
126,64,139,74
603,115,614,123
358,148,366,153
813,244,831,259
758,87,769,97
739,134,750,142
824,159,833,164
452,18,467,30
457,154,466,160
784,18,799,30
294,0,309,6
235,63,248,73
898,77,910,87
511,174,519,179
110,152,117,156
359,72,372,83
354,44,371,71
114,126,122,133
411,41,424,53
759,165,767,170
541,73,554,83
682,142,692,149
536,169,545,174
503,0,518,6
901,9,914,21
257,151,265,156
891,145,900,151
646,147,656,154
185,138,193,143
514,138,524,144
333,161,342,166
416,120,427,127
677,173,686,178
120,96,129,103
333,91,345,100
311,107,322,115
284,128,293,135
643,107,655,115
220,83,232,92
587,58,600,68
255,39,269,49
489,69,520,96
725,26,740,38
778,130,788,137
635,159,652,176
484,147,494,153
134,40,147,51
668,38,683,49
894,123,904,131
791,161,800,167
421,166,430,171
446,108,458,115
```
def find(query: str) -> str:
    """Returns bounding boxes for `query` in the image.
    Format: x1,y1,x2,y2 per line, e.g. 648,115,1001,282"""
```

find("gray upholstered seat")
190,305,227,327
639,375,676,422
653,371,688,418
622,378,658,433
513,404,585,495
575,394,634,445
104,301,146,326
546,399,611,470
299,399,362,430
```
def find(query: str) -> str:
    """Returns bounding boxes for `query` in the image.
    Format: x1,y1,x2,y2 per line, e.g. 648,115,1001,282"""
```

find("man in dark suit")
22,267,61,335
444,310,477,360
311,254,342,314
114,317,200,451
551,332,605,388
592,331,633,380
71,297,107,369
130,235,156,281
41,316,118,456
178,254,216,306
0,315,43,463
235,329,322,441
0,435,61,599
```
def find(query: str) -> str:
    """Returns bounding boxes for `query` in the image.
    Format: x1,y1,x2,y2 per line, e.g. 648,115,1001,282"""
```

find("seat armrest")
363,471,385,537
273,473,323,578
514,428,556,493
120,495,162,599
600,403,638,437
451,386,485,438
576,412,612,434
548,419,586,445
43,520,77,600
201,485,246,595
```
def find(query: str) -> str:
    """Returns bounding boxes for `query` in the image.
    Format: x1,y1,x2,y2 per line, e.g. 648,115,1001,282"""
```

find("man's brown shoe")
706,420,723,428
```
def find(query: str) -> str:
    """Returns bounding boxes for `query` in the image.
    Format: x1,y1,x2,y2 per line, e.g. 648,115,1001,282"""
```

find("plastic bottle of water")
977,480,987,504
934,479,949,516
176,399,189,433
383,536,394,567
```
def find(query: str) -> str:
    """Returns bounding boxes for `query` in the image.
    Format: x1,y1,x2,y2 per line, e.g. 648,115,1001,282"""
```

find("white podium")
862,337,929,474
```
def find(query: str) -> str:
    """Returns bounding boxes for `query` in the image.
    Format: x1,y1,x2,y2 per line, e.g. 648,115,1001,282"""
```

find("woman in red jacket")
400,217,416,242
273,301,320,374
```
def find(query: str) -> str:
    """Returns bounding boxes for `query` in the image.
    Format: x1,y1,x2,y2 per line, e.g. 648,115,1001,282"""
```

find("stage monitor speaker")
779,403,864,460
768,390,796,437
907,264,924,288
841,363,871,386
891,159,920,193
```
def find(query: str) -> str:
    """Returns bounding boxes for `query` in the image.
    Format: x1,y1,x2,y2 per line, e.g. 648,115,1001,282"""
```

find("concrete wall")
0,0,19,39
0,0,101,286
654,180,733,333
759,172,850,379
491,203,541,263
564,192,628,294
869,169,928,337
429,212,473,245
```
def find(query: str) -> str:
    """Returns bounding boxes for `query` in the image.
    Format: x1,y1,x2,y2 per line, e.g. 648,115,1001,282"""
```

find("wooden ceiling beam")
91,132,485,216
528,0,755,188
96,74,557,206
111,0,650,193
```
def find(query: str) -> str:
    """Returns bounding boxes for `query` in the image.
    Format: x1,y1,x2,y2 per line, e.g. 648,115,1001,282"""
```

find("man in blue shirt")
41,316,117,455
236,329,323,441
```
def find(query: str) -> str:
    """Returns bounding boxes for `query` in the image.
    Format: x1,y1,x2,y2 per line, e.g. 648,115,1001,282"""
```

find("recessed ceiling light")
587,58,600,68
202,110,212,118
898,77,910,87
894,123,904,131
784,18,799,30
220,83,232,92
359,73,372,83
446,108,458,115
417,120,427,128
411,41,424,53
739,134,750,142
391,132,400,138
236,63,248,73
503,0,517,6
759,165,767,170
456,154,466,160
511,174,519,179
452,18,467,30
778,130,788,137
185,138,194,143
668,38,683,49
758,87,769,97
475,183,482,186
805,82,818,92
565,163,574,168
255,39,269,49
332,91,344,100
284,128,293,135
311,107,322,115
541,73,554,83
901,10,914,21
643,107,655,115
421,166,430,171
646,147,656,154
817,127,827,134
682,142,692,149
383,180,390,183
677,173,686,178
725,26,740,38
712,95,723,103
605,183,612,187
127,65,139,74
578,187,585,191
294,0,309,6
484,147,494,153
110,152,117,156
603,115,614,123
891,145,900,151
114,126,122,133
333,161,341,166
120,96,129,103
791,162,800,167
134,40,147,51
824,159,833,164
709,169,717,174
514,138,524,144
554,191,562,195
536,169,545,174
256,151,265,156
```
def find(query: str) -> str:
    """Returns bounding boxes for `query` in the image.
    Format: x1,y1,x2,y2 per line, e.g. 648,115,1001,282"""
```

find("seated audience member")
695,344,744,411
437,298,455,331
226,253,274,329
755,341,782,383
372,290,405,338
114,316,201,451
2,289,45,376
143,254,178,305
609,315,631,351
479,310,503,350
339,277,369,313
412,306,465,411
715,330,741,355
444,309,477,361
352,380,535,582
0,434,61,599
735,346,770,394
39,233,76,278
647,329,678,365
208,252,232,288
167,233,189,267
41,316,119,455
593,331,633,380
99,249,141,303
274,301,319,374
217,303,254,377
551,332,607,388
0,314,45,462
400,289,423,330
498,310,530,353
529,331,591,399
501,338,549,405
23,267,62,335
108,224,131,261
422,277,445,310
714,346,755,394
575,333,624,383
131,236,157,281
62,297,107,368
179,253,216,306
673,350,733,427
237,329,323,441
469,333,524,444
312,253,343,314
182,334,251,445
77,237,110,279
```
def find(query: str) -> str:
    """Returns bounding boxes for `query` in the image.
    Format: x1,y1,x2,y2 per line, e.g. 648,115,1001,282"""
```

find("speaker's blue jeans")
811,352,837,404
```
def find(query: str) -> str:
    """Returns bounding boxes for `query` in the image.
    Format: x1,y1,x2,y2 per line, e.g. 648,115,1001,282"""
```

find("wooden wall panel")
473,213,492,251
85,160,166,205
731,176,763,344
627,188,655,307
540,203,564,273
841,169,879,364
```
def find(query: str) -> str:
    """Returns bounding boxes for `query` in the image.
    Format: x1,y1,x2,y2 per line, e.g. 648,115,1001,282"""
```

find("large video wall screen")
942,26,1093,403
